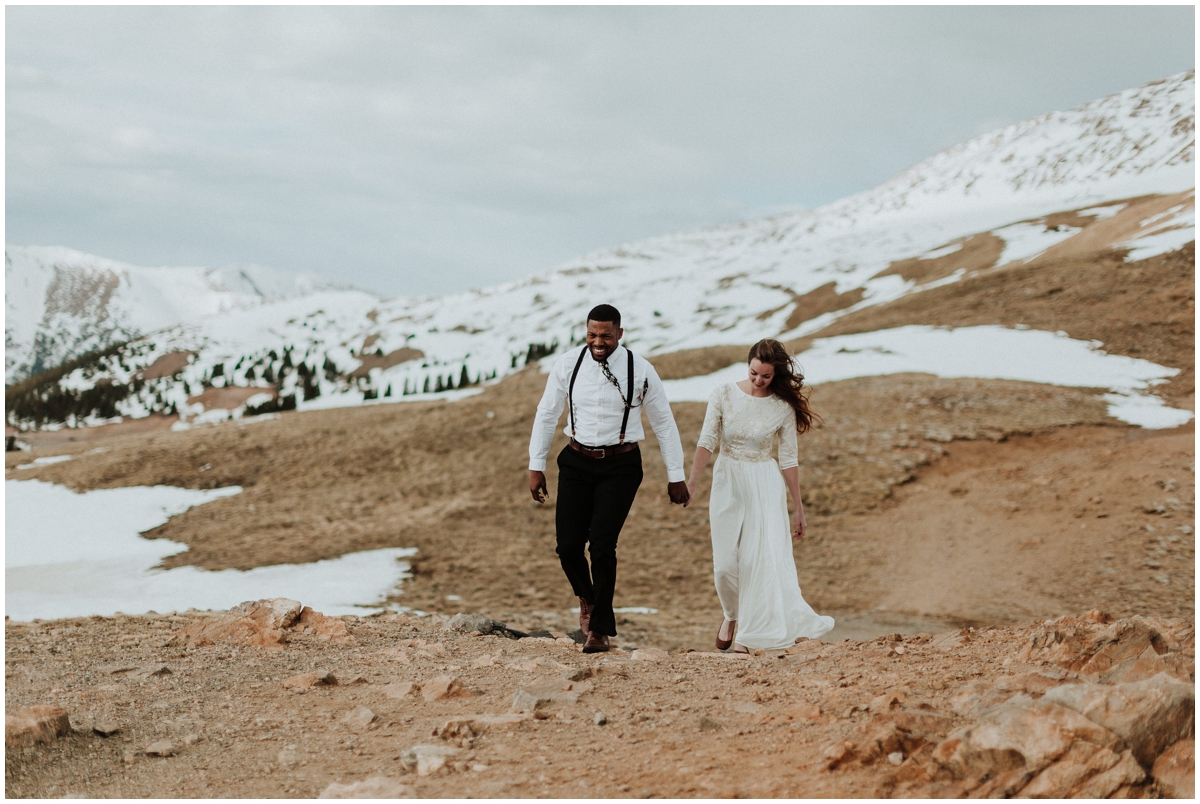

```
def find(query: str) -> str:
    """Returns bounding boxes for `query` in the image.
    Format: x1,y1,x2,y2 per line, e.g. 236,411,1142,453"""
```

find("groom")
528,304,690,653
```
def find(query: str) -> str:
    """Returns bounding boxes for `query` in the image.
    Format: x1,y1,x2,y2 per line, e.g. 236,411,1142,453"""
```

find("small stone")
342,706,378,731
782,703,822,721
698,716,722,731
472,655,496,668
422,675,472,702
144,740,175,757
444,613,496,635
318,775,413,798
471,763,490,773
123,752,136,765
283,670,337,689
631,647,668,663
887,751,904,765
401,744,461,777
341,674,368,685
5,706,72,747
133,663,171,679
278,747,301,769
182,733,201,746
594,712,608,726
93,721,121,737
384,682,416,699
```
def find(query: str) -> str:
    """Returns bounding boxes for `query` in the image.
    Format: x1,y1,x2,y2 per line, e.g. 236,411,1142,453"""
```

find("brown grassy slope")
798,241,1195,406
12,363,1165,637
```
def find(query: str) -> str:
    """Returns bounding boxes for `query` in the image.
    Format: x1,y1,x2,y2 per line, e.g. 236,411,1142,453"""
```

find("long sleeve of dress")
777,416,799,470
696,385,724,453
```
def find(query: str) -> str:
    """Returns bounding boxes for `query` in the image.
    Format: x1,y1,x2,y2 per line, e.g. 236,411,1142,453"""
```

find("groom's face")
585,319,622,362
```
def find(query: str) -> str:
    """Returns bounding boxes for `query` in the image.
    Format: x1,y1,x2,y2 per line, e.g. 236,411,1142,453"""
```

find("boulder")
421,675,472,702
319,775,414,798
1017,740,1124,797
172,598,302,650
1076,620,1167,677
1151,739,1194,798
292,606,354,643
1042,672,1194,767
5,706,71,747
935,696,1122,780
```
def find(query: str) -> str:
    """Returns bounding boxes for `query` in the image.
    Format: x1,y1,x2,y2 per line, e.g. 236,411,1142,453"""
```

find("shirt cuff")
667,467,686,483
529,458,547,472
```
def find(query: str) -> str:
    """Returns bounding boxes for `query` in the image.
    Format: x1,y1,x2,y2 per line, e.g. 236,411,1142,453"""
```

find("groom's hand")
530,470,549,503
667,480,690,506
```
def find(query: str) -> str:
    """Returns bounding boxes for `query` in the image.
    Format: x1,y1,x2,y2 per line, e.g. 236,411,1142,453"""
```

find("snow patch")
5,479,416,621
663,325,1192,430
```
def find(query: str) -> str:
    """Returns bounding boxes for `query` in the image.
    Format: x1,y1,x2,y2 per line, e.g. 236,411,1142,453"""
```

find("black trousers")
555,444,644,637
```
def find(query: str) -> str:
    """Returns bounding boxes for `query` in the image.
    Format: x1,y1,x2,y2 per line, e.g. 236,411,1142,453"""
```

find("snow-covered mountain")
5,246,359,383
6,71,1194,430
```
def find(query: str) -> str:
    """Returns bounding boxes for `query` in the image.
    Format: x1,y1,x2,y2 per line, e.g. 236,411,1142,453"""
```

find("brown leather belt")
569,439,638,459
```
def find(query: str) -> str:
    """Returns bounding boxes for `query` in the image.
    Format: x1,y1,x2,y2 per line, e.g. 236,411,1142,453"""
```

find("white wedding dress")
697,383,835,650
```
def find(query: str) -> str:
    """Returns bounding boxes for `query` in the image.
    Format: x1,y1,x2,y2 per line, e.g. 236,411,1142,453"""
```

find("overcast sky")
6,5,1195,297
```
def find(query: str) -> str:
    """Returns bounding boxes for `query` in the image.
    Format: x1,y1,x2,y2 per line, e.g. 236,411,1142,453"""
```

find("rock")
868,690,905,713
1042,672,1195,767
444,613,496,635
144,740,175,757
435,714,530,736
400,743,461,776
92,721,121,737
994,671,1078,696
422,675,472,702
1069,749,1145,798
173,597,302,650
594,712,607,726
1151,739,1194,798
5,706,72,747
698,716,722,731
1102,649,1194,685
132,663,172,680
319,775,414,798
781,703,822,722
887,710,955,738
1076,620,1168,677
342,706,378,731
1017,739,1124,797
511,680,592,712
631,648,668,663
278,747,300,769
822,741,854,770
383,682,416,699
930,630,971,651
182,733,201,746
283,670,338,689
293,606,354,643
935,696,1123,780
472,655,496,668
887,751,904,765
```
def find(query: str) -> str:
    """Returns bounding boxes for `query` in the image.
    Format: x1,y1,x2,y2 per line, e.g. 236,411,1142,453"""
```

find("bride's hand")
684,479,698,507
793,512,807,540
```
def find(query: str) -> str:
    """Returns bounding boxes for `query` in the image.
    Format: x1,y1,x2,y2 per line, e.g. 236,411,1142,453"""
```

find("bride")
685,338,835,652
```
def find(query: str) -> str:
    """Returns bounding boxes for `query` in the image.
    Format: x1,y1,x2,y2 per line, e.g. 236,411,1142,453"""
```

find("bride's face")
748,358,775,390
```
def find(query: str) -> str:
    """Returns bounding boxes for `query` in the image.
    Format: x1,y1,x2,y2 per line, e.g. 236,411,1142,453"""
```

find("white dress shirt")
528,345,686,483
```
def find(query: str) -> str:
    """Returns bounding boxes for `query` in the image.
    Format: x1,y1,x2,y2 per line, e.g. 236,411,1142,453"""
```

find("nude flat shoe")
716,619,736,651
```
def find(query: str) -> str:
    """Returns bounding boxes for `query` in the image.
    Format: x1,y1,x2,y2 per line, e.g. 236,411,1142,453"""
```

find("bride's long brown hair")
748,338,820,433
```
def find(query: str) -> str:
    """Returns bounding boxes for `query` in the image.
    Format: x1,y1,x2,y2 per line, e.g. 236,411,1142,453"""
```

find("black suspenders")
567,346,637,444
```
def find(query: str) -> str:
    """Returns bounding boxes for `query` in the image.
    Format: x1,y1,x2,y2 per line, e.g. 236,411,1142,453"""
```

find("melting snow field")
663,325,1194,430
5,480,416,621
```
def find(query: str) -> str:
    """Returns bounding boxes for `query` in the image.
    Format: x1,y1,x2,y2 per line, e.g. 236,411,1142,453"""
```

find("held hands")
529,470,549,504
683,478,699,508
667,480,690,506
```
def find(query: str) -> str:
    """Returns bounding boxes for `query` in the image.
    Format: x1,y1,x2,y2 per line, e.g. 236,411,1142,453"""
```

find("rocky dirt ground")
4,601,1194,799
5,235,1194,797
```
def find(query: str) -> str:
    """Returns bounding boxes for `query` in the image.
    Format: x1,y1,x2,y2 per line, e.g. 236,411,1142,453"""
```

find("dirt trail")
5,606,1193,799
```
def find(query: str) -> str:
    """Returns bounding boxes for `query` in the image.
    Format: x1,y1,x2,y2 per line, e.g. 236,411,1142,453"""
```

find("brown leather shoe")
582,632,611,653
716,619,736,651
578,598,594,636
